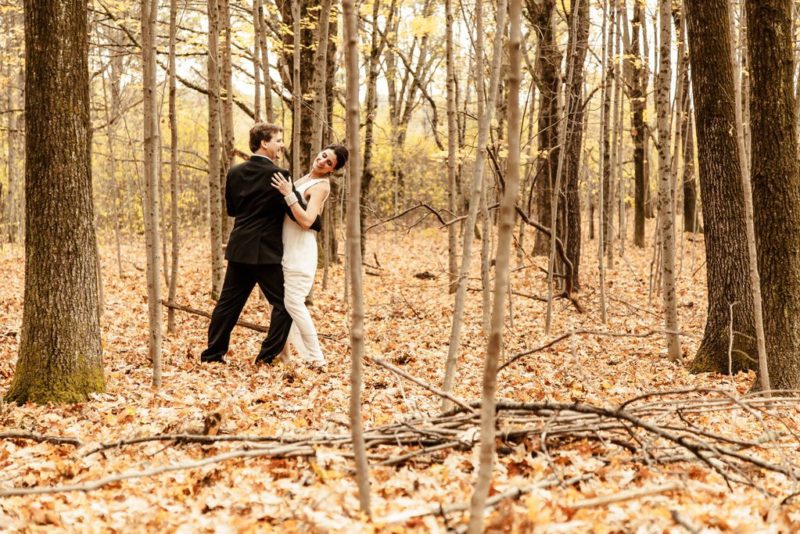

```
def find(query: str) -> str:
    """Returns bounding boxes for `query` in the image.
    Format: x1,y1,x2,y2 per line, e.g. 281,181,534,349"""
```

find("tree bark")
445,0,458,293
684,0,757,374
167,0,181,334
656,0,681,361
529,0,559,256
562,0,590,292
468,0,522,529
746,0,800,390
141,0,163,387
5,0,105,403
207,0,224,300
342,0,371,515
630,0,646,248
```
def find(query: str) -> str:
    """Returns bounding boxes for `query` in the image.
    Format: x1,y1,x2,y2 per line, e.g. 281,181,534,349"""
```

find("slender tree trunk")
292,0,301,174
746,0,800,390
5,0,105,404
441,0,507,409
207,0,223,300
601,0,616,263
342,0,371,515
256,0,273,122
682,109,697,233
468,0,521,529
219,0,234,242
167,0,180,334
141,0,162,387
446,0,458,293
656,0,681,361
531,0,559,256
630,1,646,247
252,0,262,121
562,0,590,292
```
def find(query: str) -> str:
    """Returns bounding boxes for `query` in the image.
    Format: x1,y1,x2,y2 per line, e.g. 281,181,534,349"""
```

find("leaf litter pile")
1,226,800,532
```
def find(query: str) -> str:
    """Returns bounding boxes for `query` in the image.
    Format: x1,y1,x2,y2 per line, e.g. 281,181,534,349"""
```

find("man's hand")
271,172,293,196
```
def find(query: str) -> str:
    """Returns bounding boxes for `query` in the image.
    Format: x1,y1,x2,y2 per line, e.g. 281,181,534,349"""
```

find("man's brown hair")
249,123,282,152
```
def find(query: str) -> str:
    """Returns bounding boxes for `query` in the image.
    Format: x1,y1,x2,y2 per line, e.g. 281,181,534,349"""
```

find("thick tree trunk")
5,0,105,404
684,0,757,373
746,0,800,390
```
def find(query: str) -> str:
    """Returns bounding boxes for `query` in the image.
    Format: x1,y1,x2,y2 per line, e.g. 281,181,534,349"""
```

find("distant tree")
5,0,105,403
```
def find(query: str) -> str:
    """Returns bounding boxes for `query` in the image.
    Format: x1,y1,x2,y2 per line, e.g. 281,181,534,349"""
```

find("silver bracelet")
284,193,298,207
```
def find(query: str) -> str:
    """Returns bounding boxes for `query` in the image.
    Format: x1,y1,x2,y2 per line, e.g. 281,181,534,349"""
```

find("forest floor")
0,224,799,532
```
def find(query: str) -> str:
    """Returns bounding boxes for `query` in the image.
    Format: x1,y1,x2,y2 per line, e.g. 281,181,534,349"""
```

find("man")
200,123,292,365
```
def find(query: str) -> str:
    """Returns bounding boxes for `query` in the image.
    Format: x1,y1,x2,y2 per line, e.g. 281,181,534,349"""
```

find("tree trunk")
291,0,301,175
446,0,458,293
342,0,371,515
684,0,757,374
167,0,180,334
530,0,559,256
219,0,234,238
562,0,590,292
207,0,224,300
656,0,681,361
5,0,105,403
441,0,507,409
255,0,273,122
141,0,162,387
746,0,800,390
468,1,521,529
630,0,646,248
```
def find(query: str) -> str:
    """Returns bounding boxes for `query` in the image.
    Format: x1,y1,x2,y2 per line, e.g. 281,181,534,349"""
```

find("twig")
365,356,476,413
82,433,288,457
567,483,682,509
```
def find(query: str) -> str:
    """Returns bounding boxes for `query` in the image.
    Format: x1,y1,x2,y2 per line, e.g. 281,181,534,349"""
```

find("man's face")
262,132,284,160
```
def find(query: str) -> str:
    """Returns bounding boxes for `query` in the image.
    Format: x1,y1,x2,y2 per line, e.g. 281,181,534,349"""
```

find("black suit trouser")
201,261,292,363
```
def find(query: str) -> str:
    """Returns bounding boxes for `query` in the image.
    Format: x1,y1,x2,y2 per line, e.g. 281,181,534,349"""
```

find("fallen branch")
0,432,82,447
82,433,287,457
161,300,267,333
0,444,314,498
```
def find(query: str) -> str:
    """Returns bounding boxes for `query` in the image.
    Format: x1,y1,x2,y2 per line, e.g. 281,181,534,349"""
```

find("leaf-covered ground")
1,226,799,532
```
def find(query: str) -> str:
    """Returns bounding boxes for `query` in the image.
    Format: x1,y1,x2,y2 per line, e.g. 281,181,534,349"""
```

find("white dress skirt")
282,178,326,365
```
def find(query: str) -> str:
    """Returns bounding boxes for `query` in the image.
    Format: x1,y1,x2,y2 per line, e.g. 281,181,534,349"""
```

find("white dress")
282,178,326,365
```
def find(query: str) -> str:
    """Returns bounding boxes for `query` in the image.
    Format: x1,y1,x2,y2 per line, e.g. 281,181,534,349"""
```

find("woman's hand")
271,172,293,196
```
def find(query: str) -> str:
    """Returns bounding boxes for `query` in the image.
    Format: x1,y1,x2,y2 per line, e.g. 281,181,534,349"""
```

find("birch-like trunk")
656,0,681,361
291,0,301,175
207,0,223,300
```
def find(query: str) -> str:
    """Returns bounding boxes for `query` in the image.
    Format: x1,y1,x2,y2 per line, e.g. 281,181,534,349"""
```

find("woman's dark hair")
324,144,349,170
249,123,282,152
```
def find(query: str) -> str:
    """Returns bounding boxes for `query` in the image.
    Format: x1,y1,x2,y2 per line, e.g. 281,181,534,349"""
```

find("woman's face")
312,149,338,175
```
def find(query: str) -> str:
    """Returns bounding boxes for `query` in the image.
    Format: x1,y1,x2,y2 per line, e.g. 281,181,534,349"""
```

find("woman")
271,144,348,367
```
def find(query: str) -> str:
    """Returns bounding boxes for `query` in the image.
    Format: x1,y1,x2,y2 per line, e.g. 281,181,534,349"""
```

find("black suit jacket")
224,155,289,265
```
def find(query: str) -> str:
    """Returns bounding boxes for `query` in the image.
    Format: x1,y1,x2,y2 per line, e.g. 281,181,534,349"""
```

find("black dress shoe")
200,354,226,364
253,355,274,366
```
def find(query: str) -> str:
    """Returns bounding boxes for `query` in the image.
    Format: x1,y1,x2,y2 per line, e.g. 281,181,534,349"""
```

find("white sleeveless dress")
282,178,326,365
